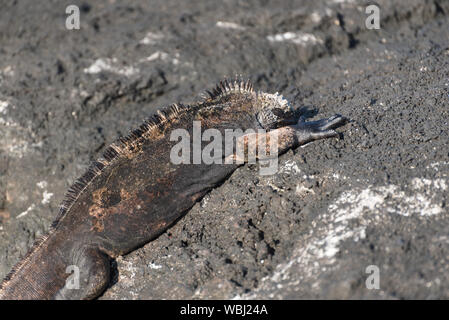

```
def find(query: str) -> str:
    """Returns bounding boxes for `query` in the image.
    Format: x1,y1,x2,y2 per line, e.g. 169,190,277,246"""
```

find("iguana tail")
0,232,110,300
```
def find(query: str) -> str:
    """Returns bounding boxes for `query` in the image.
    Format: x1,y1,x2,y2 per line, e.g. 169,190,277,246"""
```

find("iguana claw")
296,114,347,142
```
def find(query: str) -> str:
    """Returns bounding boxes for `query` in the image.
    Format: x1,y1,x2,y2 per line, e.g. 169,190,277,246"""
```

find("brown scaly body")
0,79,347,299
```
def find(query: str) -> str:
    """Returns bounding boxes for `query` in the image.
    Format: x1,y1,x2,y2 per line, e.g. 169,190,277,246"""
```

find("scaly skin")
0,80,346,299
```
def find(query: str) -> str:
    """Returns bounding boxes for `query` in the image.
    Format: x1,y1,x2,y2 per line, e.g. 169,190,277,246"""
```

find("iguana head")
204,80,295,129
255,92,295,129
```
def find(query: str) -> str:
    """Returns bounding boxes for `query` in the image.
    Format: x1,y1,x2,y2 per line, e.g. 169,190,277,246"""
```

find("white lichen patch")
239,177,447,298
114,257,139,299
147,262,163,270
139,51,182,66
0,66,14,85
263,181,286,193
3,139,42,159
16,204,36,219
139,51,169,62
36,181,48,189
3,139,28,158
427,162,449,172
41,190,54,205
412,177,447,192
216,21,246,31
0,100,8,114
331,172,341,180
139,32,165,45
119,259,138,280
305,186,388,264
2,65,14,77
296,184,315,195
84,58,139,77
310,12,322,23
1,101,29,155
267,32,323,46
0,100,15,126
279,160,301,175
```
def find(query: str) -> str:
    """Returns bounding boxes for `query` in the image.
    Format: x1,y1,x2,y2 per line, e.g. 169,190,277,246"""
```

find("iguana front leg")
293,114,347,145
227,114,347,163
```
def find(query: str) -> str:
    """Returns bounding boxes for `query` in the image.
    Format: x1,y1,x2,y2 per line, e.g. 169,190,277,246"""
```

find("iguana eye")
271,108,285,118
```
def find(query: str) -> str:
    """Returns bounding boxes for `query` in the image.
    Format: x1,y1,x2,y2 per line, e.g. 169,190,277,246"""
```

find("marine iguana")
0,79,346,299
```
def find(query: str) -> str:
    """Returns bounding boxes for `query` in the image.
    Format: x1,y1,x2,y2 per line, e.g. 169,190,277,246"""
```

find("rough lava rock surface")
0,0,448,299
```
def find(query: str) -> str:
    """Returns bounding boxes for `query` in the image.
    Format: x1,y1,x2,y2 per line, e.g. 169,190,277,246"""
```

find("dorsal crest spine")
204,78,254,102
